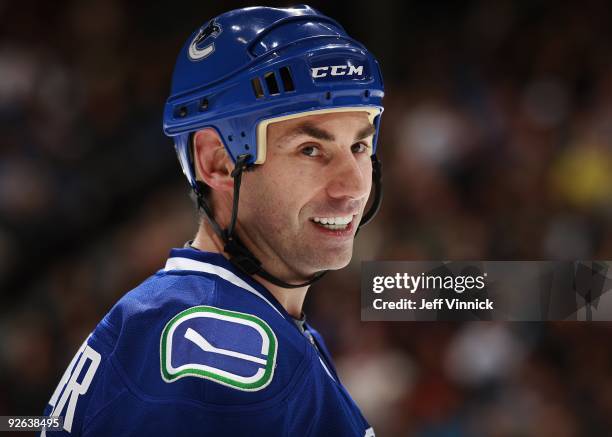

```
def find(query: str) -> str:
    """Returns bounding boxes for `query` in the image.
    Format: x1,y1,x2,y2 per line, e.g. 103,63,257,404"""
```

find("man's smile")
310,214,355,231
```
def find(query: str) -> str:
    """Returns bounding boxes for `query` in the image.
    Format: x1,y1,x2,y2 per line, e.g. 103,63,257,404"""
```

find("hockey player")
41,5,383,436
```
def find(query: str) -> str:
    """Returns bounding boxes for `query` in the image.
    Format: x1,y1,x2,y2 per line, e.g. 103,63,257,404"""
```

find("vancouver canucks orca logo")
188,19,222,61
160,306,277,391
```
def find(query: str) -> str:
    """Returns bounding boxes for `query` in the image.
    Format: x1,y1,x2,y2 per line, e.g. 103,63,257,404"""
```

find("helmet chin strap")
195,154,382,289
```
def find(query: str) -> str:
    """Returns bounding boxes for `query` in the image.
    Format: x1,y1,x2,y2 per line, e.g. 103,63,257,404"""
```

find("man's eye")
351,142,370,154
301,145,321,157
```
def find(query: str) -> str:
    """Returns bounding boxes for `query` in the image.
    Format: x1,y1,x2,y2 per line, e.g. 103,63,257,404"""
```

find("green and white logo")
160,306,277,391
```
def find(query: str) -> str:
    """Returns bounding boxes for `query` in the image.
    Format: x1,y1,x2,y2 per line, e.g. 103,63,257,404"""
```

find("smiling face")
235,110,376,281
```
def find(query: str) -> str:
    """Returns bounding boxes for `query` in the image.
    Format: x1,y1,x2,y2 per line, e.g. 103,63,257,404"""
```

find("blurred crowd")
0,1,611,436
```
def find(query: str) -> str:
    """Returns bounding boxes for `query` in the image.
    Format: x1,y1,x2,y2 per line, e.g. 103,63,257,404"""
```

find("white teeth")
312,215,353,228
336,216,352,225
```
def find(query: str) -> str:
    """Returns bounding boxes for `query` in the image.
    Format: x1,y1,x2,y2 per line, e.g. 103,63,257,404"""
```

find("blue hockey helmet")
163,4,384,190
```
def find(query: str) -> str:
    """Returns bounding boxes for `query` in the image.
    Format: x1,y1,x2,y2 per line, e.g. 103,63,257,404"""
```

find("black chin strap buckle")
224,236,262,275
231,154,250,177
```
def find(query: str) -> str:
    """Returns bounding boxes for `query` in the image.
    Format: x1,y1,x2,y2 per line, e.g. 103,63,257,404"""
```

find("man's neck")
192,227,309,319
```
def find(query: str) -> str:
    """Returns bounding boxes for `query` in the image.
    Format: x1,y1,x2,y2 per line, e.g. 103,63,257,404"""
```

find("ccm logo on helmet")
311,65,364,79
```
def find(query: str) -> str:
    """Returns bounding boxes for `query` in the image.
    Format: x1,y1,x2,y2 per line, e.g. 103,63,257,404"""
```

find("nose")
325,150,371,201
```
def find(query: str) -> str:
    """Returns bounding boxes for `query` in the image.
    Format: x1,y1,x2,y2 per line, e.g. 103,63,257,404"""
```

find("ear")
193,128,234,193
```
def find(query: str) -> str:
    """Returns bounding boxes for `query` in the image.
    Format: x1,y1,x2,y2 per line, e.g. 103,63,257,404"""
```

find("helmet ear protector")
163,5,384,288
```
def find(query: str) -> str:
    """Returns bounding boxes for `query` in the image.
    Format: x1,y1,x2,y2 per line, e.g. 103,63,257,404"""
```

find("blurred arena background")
1,0,611,435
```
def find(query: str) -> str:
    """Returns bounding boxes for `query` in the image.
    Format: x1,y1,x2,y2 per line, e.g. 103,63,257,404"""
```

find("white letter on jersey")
47,341,101,433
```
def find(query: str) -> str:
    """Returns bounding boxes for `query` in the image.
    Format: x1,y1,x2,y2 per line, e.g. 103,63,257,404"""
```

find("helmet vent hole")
199,99,209,110
264,71,280,95
251,77,264,99
325,91,332,100
245,144,250,150
228,135,234,142
240,131,246,137
176,106,188,118
279,66,295,92
364,90,370,98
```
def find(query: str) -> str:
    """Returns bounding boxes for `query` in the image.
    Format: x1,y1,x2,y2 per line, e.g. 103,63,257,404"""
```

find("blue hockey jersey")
41,248,375,436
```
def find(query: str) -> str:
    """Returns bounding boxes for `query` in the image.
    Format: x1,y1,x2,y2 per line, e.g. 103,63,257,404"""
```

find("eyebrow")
355,123,377,141
278,121,376,144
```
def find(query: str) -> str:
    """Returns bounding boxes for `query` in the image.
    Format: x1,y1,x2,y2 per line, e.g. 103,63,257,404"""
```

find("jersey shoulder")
103,267,311,408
